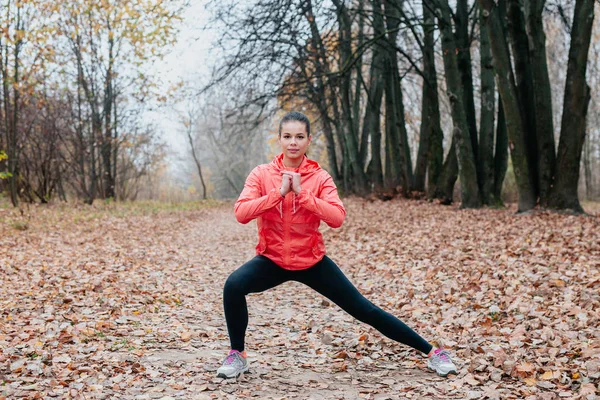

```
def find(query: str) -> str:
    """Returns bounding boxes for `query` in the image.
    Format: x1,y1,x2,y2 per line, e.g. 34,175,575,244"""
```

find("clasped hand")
280,171,301,197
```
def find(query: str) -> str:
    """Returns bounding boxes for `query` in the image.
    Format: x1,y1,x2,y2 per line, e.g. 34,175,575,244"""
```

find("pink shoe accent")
433,348,450,362
224,350,240,364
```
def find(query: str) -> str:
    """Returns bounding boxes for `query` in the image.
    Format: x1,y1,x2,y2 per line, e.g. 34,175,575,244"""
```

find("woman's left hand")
282,171,302,194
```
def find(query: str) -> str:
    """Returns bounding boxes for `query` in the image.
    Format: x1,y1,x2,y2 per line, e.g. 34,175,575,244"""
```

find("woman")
217,111,457,379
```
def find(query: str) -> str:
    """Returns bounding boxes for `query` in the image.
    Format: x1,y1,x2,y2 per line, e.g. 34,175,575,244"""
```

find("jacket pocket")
257,229,267,254
310,233,325,259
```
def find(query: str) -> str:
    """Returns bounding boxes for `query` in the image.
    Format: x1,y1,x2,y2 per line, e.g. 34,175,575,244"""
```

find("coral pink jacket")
234,154,346,270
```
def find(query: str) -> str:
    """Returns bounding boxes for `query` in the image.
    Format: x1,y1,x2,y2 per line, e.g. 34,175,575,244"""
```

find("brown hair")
278,111,310,136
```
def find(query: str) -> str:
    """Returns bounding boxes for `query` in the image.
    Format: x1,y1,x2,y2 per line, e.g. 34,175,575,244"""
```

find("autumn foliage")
1,199,598,398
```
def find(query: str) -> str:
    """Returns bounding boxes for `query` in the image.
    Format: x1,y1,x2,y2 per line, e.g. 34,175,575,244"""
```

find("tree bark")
506,0,539,199
383,0,413,194
415,2,443,195
354,0,364,147
433,138,458,204
102,31,115,200
583,134,592,200
383,57,401,191
548,0,595,212
478,0,536,212
435,0,481,208
333,0,368,194
303,0,341,182
187,128,207,200
455,0,479,172
362,0,385,191
2,1,24,207
478,5,496,205
422,4,444,200
493,101,508,203
523,0,556,207
413,103,430,193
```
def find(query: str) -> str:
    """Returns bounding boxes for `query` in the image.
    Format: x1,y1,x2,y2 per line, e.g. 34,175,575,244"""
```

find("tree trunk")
479,5,496,205
112,95,118,199
583,134,592,200
102,34,115,199
422,3,444,200
493,102,508,203
506,0,539,200
362,0,385,191
384,65,400,191
436,0,481,208
478,0,536,212
303,0,340,182
415,2,443,195
413,104,430,193
353,0,364,148
455,0,479,173
524,0,556,207
3,3,24,207
333,0,368,194
548,0,595,212
433,138,459,204
188,131,207,200
383,0,413,194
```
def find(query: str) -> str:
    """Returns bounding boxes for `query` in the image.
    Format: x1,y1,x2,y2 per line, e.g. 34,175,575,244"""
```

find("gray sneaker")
427,348,457,377
216,350,249,378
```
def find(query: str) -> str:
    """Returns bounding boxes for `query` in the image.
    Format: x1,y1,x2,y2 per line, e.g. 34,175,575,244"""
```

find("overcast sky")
145,0,215,168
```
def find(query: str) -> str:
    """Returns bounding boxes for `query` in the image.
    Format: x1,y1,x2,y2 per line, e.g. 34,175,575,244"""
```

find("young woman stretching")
217,111,457,379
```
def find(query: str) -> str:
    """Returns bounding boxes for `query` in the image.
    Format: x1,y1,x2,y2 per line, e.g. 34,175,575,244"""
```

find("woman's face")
278,121,311,162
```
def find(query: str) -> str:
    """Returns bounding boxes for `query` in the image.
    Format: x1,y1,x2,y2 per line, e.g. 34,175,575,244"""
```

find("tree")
55,0,185,202
481,0,596,212
478,0,537,211
523,0,556,206
203,0,600,208
0,0,53,206
478,4,497,205
414,2,443,198
180,106,207,200
428,0,481,208
548,0,596,212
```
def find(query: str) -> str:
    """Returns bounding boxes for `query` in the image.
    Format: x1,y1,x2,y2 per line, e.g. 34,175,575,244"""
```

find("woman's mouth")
288,149,299,153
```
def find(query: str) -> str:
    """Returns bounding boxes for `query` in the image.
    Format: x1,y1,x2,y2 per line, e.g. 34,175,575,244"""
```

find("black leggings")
223,255,433,355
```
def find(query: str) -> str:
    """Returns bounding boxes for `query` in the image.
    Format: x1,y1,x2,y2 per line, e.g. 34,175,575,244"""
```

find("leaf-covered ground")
1,199,599,399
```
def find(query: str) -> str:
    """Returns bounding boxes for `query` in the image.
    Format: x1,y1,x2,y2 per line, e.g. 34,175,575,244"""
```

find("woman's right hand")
280,173,292,197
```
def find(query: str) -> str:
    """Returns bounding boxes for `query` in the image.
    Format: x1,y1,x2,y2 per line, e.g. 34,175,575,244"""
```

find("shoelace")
435,349,451,362
223,352,240,366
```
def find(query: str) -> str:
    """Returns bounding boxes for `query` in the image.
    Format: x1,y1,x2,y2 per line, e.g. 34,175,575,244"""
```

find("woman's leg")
223,256,290,352
294,256,433,354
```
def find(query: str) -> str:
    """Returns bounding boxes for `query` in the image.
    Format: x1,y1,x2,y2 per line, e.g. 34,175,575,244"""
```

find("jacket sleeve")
234,166,283,224
297,172,346,228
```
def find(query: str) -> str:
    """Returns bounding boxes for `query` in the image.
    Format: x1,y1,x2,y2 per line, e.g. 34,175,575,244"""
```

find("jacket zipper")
283,193,291,267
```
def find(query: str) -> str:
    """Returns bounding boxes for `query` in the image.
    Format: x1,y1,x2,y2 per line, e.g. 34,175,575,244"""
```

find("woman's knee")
224,271,247,296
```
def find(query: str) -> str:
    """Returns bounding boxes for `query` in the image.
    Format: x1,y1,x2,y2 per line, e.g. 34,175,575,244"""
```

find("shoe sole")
216,367,250,379
428,366,457,377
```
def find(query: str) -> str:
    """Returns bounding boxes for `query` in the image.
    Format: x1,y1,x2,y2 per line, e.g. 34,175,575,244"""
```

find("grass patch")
10,221,29,231
0,198,230,237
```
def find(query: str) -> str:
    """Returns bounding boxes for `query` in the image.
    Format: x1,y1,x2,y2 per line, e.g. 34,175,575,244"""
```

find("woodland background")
1,1,600,398
0,0,599,213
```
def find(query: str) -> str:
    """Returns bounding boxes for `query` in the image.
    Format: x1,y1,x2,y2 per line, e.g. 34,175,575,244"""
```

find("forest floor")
0,198,599,399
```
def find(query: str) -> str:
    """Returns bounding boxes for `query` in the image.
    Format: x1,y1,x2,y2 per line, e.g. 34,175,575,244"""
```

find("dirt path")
1,199,598,399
